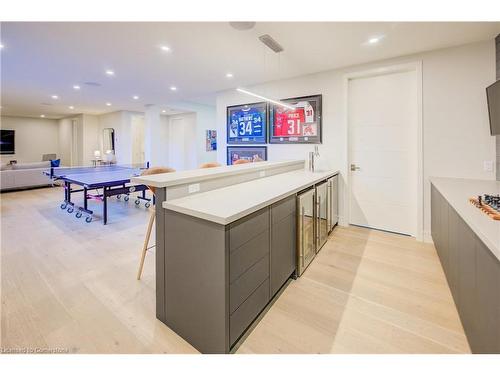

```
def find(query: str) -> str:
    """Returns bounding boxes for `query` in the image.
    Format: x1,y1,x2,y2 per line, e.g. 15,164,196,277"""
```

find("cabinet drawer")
230,229,269,283
230,255,269,313
271,195,296,224
229,207,269,251
230,278,270,346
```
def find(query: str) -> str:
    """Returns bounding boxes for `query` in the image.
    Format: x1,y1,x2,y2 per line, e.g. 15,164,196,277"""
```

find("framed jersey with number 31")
226,102,268,144
269,94,322,144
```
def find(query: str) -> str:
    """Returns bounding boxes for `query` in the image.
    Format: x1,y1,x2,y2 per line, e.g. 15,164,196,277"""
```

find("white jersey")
295,101,314,123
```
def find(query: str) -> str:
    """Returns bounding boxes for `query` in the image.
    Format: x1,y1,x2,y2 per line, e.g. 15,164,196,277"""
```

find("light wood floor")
0,186,470,354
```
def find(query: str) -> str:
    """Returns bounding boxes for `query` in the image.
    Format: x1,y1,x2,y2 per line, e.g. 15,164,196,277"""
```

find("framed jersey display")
269,94,322,144
227,146,267,165
227,102,267,144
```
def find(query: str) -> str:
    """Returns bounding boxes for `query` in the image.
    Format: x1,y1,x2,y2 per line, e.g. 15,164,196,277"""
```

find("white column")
144,105,166,167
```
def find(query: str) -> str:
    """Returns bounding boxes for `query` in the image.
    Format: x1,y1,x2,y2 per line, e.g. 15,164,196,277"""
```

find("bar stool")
137,166,176,280
199,162,221,168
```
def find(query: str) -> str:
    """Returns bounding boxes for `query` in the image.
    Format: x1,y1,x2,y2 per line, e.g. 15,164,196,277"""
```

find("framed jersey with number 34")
269,94,322,144
226,101,268,144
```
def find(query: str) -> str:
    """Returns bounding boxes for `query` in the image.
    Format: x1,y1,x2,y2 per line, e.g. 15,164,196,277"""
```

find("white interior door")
348,69,418,236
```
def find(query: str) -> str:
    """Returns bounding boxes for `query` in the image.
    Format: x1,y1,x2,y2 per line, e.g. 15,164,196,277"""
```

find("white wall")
0,116,59,163
81,114,99,166
216,40,497,240
97,110,145,165
167,101,218,166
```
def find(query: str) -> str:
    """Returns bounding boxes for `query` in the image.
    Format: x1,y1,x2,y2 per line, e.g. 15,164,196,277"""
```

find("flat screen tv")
486,80,500,135
0,129,15,154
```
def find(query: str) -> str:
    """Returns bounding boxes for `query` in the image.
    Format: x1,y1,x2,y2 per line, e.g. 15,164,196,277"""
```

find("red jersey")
274,108,305,137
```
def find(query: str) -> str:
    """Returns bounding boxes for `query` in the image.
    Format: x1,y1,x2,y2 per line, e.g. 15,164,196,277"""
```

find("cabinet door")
474,237,500,353
270,196,296,297
328,175,339,229
457,217,477,350
439,195,450,273
431,185,440,252
447,207,461,305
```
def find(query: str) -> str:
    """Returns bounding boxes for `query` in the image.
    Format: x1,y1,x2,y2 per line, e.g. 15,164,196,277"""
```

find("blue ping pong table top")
50,165,144,187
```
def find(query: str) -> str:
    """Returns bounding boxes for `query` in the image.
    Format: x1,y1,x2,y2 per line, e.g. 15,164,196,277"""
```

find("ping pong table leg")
67,182,72,204
103,187,108,225
84,187,88,210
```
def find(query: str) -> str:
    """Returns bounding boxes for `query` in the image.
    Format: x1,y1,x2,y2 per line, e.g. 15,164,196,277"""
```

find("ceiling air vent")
84,81,102,87
259,34,284,53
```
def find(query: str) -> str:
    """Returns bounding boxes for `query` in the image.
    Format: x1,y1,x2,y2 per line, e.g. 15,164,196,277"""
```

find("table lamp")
94,150,101,159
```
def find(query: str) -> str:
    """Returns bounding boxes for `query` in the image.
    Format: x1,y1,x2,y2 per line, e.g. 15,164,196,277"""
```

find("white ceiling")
1,22,499,119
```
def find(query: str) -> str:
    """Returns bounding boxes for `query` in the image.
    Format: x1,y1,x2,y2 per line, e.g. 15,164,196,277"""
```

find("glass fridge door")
297,188,316,276
316,181,329,252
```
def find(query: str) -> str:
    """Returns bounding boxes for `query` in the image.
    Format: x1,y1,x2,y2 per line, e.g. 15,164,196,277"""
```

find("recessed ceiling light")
69,106,75,110
0,44,4,49
105,70,115,76
160,45,171,52
106,102,112,106
366,35,385,45
133,95,139,100
40,114,45,118
51,95,59,99
226,73,234,78
73,85,80,90
170,86,177,91
162,109,167,113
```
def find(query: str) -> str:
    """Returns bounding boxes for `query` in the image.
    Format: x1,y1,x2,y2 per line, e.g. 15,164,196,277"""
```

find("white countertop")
131,160,304,188
430,177,500,260
162,169,338,225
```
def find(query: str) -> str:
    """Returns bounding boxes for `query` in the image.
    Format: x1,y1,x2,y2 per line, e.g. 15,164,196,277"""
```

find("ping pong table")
45,163,151,224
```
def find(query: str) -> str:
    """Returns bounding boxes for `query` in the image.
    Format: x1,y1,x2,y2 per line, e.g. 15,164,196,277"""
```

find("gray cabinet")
328,175,339,231
161,175,338,353
475,237,500,353
431,183,500,353
270,196,296,297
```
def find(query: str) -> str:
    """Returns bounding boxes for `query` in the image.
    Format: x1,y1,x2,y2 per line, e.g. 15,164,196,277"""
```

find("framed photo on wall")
226,146,267,165
269,94,322,144
227,102,268,144
205,130,217,151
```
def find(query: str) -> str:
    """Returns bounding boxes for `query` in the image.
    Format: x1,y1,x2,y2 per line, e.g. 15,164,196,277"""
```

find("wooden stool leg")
137,209,155,280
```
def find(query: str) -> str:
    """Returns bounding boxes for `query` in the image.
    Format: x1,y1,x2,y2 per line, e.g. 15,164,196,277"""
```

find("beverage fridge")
296,175,338,276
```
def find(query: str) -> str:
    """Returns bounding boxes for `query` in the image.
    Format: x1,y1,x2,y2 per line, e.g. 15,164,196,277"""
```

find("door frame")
343,61,424,240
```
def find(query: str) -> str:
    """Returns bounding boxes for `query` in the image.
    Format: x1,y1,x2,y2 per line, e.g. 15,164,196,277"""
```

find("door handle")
350,163,360,171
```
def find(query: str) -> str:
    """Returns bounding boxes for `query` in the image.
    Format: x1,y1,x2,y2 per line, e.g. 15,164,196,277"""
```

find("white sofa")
0,161,53,191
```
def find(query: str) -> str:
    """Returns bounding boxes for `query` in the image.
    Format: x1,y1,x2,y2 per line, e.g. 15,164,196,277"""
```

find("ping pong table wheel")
75,211,83,219
67,207,74,214
85,216,92,223
116,195,121,200
145,202,151,208
60,203,67,210
124,195,130,202
135,199,141,205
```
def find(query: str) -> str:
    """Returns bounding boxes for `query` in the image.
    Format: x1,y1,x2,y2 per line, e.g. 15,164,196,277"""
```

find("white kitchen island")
132,161,339,353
